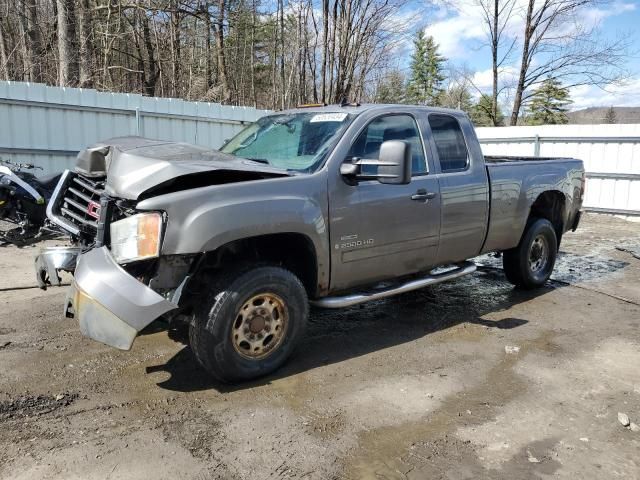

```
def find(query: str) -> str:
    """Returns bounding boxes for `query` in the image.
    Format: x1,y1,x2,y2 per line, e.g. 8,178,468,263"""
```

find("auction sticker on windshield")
310,113,349,123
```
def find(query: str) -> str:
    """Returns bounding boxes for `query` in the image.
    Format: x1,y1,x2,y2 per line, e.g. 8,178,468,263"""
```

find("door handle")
411,189,437,201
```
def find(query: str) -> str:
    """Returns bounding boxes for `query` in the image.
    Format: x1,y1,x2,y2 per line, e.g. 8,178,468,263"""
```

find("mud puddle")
343,331,560,479
475,249,632,285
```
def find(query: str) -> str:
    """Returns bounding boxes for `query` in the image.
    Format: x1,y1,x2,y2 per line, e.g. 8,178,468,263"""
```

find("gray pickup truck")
38,104,584,382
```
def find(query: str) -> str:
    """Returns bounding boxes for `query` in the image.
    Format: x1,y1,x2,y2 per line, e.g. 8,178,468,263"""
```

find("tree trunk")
271,10,277,109
142,14,159,96
250,0,257,107
24,0,43,82
204,4,213,90
17,3,31,81
215,0,230,103
170,0,181,97
278,0,285,109
491,0,498,125
321,0,328,103
510,0,534,126
77,0,94,87
0,19,8,80
56,0,79,86
328,0,338,102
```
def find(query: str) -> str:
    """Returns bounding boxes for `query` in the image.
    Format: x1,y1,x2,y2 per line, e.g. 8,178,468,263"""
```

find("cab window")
348,114,427,176
428,114,469,172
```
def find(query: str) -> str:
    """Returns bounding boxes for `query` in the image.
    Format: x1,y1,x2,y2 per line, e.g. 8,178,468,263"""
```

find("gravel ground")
0,213,639,479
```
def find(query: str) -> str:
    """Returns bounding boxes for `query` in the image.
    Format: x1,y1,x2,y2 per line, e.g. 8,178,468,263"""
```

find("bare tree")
56,0,79,86
509,0,630,125
215,0,230,102
0,0,413,108
475,0,516,125
16,0,44,82
0,18,8,80
77,0,94,87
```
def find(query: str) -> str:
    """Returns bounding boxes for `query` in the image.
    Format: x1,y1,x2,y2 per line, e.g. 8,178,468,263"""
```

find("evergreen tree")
471,94,504,126
407,32,446,106
375,70,407,104
526,78,572,125
604,106,617,124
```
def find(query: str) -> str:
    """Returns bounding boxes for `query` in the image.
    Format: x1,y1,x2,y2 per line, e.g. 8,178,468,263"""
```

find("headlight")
110,212,163,264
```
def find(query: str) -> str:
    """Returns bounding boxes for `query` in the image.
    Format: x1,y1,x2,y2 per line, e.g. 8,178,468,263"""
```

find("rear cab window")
427,114,469,173
347,114,427,176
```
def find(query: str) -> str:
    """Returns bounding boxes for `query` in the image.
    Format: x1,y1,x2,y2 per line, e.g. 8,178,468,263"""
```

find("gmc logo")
86,201,101,220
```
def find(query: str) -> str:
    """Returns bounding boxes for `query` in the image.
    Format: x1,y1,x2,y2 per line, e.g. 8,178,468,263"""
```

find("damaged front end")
37,136,284,350
65,247,179,350
62,207,197,350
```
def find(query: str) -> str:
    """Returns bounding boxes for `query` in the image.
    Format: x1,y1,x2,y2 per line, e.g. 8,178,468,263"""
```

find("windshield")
220,112,353,172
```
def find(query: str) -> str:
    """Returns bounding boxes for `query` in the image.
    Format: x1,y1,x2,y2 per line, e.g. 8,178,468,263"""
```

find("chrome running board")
311,261,477,308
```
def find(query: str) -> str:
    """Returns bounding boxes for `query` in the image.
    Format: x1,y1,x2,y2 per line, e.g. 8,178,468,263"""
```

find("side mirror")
377,140,411,185
340,140,411,185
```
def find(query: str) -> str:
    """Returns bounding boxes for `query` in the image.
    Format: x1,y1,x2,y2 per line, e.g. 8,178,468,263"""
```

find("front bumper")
65,247,177,350
35,246,82,288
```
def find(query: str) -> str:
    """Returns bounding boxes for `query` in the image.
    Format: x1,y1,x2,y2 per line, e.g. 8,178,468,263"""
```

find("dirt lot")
0,213,639,479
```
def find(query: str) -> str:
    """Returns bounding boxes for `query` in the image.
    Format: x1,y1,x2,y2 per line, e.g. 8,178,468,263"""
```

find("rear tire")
503,218,558,289
189,265,308,383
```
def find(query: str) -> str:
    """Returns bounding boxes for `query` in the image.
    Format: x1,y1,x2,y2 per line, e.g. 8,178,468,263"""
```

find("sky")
397,0,640,111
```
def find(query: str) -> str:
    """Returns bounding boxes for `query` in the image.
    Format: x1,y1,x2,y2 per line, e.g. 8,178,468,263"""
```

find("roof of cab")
270,103,467,117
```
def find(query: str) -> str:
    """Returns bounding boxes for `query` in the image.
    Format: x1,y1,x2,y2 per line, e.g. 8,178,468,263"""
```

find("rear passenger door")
423,114,489,264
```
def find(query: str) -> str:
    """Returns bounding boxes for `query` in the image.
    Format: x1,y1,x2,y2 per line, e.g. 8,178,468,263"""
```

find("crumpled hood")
78,137,290,200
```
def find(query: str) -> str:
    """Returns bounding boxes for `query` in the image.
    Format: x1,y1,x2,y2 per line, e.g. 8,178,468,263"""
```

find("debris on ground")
527,450,541,463
618,412,631,427
505,345,520,354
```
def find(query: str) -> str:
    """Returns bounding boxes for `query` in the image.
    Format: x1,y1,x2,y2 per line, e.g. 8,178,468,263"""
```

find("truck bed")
484,155,576,163
481,155,584,255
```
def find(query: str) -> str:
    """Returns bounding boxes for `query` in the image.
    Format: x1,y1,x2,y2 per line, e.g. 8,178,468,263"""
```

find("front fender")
136,173,330,290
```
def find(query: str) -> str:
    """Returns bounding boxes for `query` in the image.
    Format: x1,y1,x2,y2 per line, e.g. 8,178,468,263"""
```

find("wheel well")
528,191,566,243
197,233,319,297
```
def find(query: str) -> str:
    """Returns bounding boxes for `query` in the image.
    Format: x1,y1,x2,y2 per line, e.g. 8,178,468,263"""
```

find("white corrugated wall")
2,82,639,216
0,81,270,174
476,124,640,217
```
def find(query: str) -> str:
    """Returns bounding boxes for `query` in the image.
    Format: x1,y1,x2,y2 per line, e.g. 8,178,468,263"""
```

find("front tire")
503,218,558,289
189,265,308,383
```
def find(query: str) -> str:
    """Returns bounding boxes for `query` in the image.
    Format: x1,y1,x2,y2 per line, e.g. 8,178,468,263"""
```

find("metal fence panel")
0,81,270,174
3,83,639,217
476,124,640,216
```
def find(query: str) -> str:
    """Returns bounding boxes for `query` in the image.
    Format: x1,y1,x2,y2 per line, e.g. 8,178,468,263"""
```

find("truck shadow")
145,269,547,393
145,251,628,392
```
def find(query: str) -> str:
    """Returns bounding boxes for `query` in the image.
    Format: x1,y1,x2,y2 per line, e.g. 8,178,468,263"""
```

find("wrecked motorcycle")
0,159,63,245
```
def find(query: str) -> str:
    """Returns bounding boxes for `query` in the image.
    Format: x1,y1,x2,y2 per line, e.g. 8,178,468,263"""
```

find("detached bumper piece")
65,247,177,350
35,246,83,288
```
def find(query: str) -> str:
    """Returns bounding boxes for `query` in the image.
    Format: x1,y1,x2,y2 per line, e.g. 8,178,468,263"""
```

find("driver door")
328,113,441,292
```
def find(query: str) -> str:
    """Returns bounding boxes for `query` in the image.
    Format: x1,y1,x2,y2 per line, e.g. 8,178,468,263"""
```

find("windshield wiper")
245,157,271,165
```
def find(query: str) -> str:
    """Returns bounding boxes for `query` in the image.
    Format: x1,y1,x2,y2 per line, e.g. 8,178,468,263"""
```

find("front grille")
60,175,104,231
48,170,105,240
